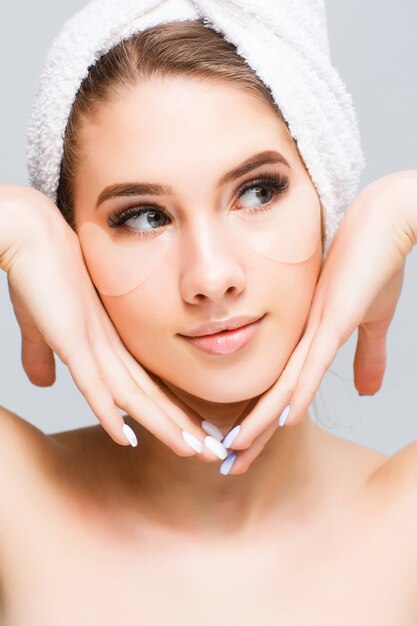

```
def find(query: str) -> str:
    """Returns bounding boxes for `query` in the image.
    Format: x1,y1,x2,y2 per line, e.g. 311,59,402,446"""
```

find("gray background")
0,1,416,454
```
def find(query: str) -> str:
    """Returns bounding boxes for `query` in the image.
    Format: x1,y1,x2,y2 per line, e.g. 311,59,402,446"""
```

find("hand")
224,170,417,474
0,184,222,462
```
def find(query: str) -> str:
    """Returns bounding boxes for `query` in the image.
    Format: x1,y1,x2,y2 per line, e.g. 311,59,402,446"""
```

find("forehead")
78,76,297,167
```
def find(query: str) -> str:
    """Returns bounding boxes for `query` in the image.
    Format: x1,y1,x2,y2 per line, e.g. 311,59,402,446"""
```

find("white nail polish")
183,430,203,453
204,436,228,460
278,405,290,427
220,451,237,475
201,420,224,441
222,425,240,449
122,423,138,447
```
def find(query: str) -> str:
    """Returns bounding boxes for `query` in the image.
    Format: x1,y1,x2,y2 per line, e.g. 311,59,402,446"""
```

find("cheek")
98,249,321,403
271,253,320,342
272,254,320,328
240,251,321,397
99,274,178,367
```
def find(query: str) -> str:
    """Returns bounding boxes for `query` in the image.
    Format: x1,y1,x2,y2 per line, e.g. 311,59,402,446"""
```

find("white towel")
26,0,365,258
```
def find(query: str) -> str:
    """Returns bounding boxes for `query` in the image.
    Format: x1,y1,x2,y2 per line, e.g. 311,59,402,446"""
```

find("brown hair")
56,18,292,230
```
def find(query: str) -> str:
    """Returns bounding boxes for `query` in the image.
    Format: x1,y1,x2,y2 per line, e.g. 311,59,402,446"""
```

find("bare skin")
1,405,417,625
1,77,416,624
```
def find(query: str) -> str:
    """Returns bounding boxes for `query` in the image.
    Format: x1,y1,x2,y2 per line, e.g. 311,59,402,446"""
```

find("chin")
160,363,285,404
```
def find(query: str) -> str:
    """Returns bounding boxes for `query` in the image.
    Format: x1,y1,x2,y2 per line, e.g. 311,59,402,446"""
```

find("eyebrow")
95,149,290,209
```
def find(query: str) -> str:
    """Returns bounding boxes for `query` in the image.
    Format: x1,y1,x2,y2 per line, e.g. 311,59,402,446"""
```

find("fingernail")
183,430,204,453
204,436,228,460
201,420,224,441
122,423,138,447
220,451,237,475
278,405,290,427
222,425,241,449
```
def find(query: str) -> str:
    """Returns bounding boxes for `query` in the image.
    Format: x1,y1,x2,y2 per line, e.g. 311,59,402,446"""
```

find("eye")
235,172,290,214
106,170,290,239
107,205,171,240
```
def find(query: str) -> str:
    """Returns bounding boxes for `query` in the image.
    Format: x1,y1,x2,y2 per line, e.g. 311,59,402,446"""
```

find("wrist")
390,170,417,247
361,170,417,248
0,184,57,273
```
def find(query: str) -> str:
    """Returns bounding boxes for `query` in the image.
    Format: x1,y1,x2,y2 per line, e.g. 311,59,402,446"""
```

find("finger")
354,323,388,395
225,420,278,476
9,282,57,386
18,319,56,387
63,340,133,447
227,325,316,450
80,294,228,462
281,322,342,426
92,300,159,396
97,310,205,427
87,322,223,462
93,305,220,452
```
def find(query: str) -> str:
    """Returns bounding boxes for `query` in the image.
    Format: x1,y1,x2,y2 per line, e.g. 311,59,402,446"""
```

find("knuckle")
78,379,105,398
116,385,145,413
301,383,318,402
307,346,329,373
283,382,296,397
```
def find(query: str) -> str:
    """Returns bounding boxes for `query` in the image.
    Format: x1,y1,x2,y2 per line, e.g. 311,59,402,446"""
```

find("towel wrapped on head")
26,0,365,258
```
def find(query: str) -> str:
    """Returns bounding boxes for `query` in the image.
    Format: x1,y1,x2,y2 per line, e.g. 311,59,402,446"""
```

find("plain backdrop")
0,0,416,454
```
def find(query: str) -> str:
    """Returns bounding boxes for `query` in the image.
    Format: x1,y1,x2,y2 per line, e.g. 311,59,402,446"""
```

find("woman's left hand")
224,170,417,475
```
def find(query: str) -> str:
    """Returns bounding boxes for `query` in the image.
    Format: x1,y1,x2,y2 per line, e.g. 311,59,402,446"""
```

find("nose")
178,215,246,306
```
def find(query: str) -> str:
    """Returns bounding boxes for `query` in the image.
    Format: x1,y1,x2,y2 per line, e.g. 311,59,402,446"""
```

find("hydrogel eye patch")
78,183,321,297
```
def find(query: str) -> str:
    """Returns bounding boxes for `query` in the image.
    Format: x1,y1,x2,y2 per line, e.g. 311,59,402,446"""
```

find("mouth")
180,314,266,355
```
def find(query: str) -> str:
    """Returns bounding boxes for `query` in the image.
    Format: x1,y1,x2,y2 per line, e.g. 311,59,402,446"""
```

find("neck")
120,385,329,537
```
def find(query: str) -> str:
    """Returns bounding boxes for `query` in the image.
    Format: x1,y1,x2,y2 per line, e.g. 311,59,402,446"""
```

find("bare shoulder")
0,406,59,600
0,406,109,488
0,404,52,462
313,423,389,484
364,436,417,571
0,405,61,502
322,425,417,498
319,427,417,568
367,436,417,498
315,424,416,508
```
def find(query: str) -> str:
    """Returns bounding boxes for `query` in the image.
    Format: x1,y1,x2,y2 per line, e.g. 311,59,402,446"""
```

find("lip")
180,315,265,355
182,314,264,337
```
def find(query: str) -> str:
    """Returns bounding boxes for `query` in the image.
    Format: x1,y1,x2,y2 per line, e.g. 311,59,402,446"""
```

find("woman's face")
73,76,323,405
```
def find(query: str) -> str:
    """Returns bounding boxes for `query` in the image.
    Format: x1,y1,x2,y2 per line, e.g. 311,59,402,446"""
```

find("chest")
1,495,416,626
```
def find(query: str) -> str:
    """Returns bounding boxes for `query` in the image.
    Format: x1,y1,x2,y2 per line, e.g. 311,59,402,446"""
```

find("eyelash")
107,171,290,240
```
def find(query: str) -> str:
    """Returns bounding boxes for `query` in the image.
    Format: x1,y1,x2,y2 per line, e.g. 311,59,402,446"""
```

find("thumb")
20,319,56,386
353,322,388,396
8,277,56,386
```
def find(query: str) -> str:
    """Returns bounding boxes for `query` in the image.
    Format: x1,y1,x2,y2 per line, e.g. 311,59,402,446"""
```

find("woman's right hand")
0,183,222,461
223,170,417,473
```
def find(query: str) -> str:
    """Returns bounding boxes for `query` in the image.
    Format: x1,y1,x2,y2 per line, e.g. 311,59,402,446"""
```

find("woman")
0,5,417,625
